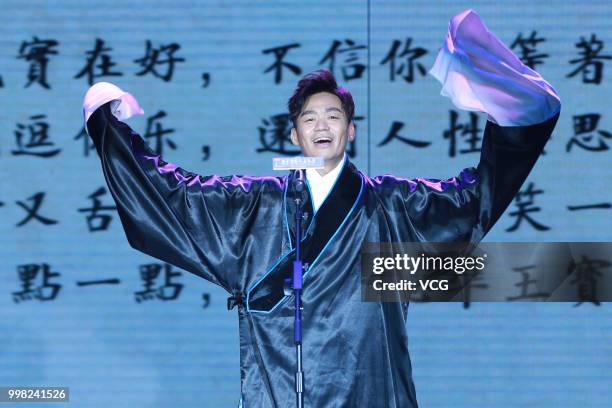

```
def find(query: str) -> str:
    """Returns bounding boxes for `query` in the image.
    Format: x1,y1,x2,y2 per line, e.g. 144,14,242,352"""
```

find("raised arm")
84,83,285,292
374,9,560,243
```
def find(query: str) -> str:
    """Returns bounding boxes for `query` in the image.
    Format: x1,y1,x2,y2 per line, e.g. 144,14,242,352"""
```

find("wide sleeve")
405,116,558,243
84,84,285,292
374,9,560,243
429,9,560,126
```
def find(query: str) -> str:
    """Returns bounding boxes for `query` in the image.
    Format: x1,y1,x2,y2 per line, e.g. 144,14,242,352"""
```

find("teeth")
314,138,331,143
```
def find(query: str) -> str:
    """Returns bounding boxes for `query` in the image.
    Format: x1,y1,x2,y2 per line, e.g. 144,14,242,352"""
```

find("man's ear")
290,127,299,146
347,122,356,142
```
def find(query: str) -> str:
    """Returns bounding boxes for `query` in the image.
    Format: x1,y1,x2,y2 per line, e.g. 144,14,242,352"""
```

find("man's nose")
315,117,329,130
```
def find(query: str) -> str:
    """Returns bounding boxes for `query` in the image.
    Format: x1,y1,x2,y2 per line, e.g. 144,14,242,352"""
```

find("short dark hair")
287,69,355,128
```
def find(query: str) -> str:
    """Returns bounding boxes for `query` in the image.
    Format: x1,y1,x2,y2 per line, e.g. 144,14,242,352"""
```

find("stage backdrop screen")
1,1,611,407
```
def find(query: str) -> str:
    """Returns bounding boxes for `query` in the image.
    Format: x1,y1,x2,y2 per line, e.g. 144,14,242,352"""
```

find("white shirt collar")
305,154,346,212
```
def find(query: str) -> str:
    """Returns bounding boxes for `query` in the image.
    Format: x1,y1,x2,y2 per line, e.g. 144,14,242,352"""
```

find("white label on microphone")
272,156,325,170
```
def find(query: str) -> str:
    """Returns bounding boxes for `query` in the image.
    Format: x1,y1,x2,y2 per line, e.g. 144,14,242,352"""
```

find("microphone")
293,169,306,193
272,156,323,197
271,157,322,408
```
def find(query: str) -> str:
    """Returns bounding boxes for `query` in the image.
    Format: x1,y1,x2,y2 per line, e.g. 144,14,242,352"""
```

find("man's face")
290,92,355,174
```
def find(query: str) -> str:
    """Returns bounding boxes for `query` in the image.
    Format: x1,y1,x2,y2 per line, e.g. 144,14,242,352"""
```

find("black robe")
87,102,559,407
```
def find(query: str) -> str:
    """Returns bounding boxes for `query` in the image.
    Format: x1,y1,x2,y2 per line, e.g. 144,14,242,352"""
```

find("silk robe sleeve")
374,9,561,243
86,101,284,293
375,114,559,244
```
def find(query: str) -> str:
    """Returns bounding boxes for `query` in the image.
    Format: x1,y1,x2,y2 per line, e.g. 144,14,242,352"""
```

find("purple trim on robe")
140,153,286,192
366,167,478,194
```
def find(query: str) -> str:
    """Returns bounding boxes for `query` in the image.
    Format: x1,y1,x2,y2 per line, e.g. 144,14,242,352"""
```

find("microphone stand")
292,170,305,408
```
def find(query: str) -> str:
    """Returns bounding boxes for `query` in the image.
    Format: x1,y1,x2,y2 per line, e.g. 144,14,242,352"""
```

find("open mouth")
313,137,332,146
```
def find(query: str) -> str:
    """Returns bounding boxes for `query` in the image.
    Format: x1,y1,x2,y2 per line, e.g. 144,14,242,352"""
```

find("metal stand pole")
292,170,305,408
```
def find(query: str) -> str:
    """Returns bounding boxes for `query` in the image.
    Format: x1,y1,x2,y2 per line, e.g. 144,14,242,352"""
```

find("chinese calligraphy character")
12,263,61,303
510,31,548,69
506,265,549,301
345,115,363,159
144,110,176,155
262,43,302,84
202,293,211,309
202,145,210,161
443,111,481,157
506,182,550,232
461,269,488,309
380,38,428,83
345,139,357,159
567,255,609,307
567,202,611,211
201,72,211,88
378,121,431,148
13,114,61,157
74,38,123,85
77,187,117,232
17,37,59,89
257,113,301,155
134,263,184,302
74,125,96,157
566,113,611,152
566,34,611,84
76,278,120,287
134,40,185,82
319,39,366,81
15,192,58,227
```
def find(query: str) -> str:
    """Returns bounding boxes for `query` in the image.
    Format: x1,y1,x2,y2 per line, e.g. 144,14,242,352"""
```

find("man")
83,10,559,408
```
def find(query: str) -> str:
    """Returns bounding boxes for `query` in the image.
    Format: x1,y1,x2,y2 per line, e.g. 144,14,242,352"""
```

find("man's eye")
329,115,339,120
304,118,315,122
